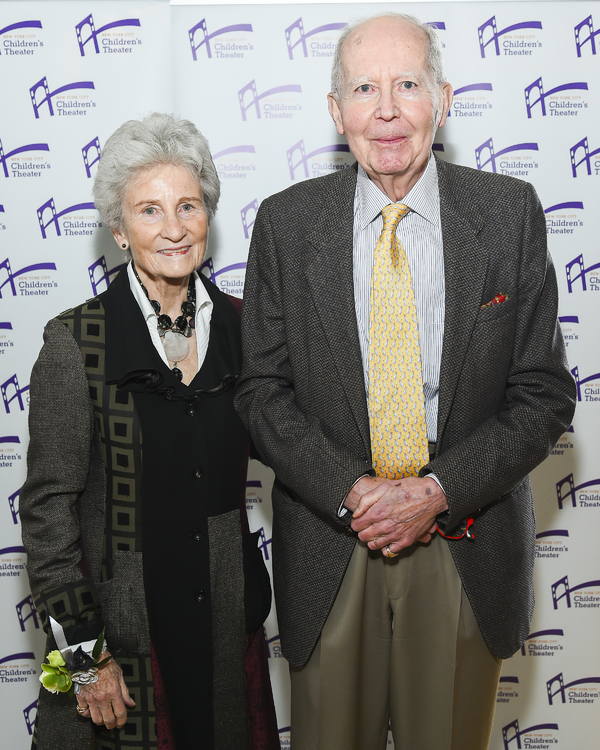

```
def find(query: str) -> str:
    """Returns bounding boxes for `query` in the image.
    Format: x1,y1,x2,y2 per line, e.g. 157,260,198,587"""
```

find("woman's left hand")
75,650,136,730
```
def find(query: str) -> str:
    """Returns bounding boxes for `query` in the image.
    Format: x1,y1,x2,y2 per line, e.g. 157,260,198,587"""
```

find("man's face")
328,17,452,198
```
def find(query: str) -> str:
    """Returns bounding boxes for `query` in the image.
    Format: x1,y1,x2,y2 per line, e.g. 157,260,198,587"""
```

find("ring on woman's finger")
386,545,399,558
76,704,89,715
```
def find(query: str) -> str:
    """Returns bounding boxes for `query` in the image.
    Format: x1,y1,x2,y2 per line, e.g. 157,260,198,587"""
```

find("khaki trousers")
290,537,501,750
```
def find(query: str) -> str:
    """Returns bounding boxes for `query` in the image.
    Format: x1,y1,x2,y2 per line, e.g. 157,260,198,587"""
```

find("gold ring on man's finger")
386,545,399,558
76,704,89,715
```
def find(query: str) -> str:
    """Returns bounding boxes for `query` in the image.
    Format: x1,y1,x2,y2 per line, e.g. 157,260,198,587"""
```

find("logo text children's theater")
448,83,492,118
0,137,49,178
37,199,99,239
285,17,346,59
0,20,42,56
570,137,600,177
545,202,583,236
478,16,542,57
525,78,588,118
212,145,256,180
0,436,22,468
552,575,600,609
565,253,600,292
30,77,95,119
287,140,351,180
76,14,141,56
189,18,253,60
502,720,558,750
475,138,538,177
239,80,302,121
0,258,57,299
547,672,600,705
0,652,37,683
536,529,569,558
520,629,564,656
556,473,600,507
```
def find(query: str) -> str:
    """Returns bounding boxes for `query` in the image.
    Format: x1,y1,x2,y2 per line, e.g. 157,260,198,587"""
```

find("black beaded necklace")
132,262,196,381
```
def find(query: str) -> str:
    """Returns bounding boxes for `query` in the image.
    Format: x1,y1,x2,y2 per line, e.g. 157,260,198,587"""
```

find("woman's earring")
122,243,127,249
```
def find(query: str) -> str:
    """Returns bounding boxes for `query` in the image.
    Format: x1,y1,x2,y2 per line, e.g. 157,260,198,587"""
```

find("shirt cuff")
338,473,370,517
427,472,445,495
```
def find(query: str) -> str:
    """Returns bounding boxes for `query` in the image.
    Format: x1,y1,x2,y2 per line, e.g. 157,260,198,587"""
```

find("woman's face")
113,163,208,286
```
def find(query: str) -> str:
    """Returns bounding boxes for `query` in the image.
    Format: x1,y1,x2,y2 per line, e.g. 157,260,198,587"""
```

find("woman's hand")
75,650,135,730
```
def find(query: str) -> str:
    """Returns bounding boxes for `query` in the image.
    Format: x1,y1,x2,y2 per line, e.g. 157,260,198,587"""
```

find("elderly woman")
21,113,279,750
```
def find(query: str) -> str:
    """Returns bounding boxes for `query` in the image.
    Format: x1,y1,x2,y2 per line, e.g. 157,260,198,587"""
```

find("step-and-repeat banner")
1,2,599,748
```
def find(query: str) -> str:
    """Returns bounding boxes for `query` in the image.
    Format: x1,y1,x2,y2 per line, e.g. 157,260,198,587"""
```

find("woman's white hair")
330,13,446,98
93,113,220,237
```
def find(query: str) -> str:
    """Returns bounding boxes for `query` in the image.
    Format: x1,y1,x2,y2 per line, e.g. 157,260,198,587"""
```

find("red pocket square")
480,293,508,309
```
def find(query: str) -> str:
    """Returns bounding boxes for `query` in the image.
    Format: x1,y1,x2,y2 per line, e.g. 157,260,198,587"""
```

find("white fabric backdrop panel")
1,2,598,748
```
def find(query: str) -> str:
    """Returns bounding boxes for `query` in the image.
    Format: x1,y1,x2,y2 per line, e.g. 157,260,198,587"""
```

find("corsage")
39,616,111,696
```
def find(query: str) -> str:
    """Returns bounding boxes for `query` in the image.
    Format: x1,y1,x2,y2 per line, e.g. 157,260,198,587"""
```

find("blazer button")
187,406,196,417
195,591,206,603
190,529,202,541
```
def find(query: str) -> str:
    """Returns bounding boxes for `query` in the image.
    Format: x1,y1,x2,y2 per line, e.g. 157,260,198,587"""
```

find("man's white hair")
330,13,446,98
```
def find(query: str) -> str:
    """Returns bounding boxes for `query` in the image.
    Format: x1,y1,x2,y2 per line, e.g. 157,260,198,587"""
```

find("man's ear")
328,93,345,136
437,83,454,129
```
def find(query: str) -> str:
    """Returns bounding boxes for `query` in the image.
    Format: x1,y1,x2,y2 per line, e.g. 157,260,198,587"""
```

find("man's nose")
377,89,399,120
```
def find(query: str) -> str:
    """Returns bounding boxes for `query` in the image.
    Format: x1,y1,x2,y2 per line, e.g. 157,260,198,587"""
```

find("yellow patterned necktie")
368,203,429,479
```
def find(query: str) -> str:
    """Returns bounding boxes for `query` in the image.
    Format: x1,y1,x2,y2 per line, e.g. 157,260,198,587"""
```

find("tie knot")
381,203,410,232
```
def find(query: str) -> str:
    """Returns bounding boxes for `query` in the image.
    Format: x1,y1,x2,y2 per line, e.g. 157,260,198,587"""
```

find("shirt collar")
356,152,439,229
126,260,212,322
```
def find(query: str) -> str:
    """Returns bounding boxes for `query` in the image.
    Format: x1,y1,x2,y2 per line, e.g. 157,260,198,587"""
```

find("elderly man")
236,13,575,750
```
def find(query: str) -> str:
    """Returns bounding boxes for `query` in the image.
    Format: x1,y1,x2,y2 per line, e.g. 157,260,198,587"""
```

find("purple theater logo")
556,473,600,507
448,83,492,118
285,17,346,59
257,527,272,561
82,137,101,179
575,15,600,57
238,79,302,121
239,200,258,240
29,77,95,119
264,629,282,659
552,575,600,609
75,14,141,56
571,365,600,402
0,435,21,469
37,198,96,239
545,201,583,236
0,137,49,177
502,719,558,749
188,18,253,60
0,545,25,578
525,78,588,118
0,19,42,56
547,672,600,705
478,16,542,58
0,257,57,299
519,629,564,656
558,315,578,350
200,257,246,296
565,253,600,292
212,145,256,181
16,594,39,632
88,256,123,296
23,700,37,735
1,374,29,414
536,528,569,558
475,138,538,175
570,137,600,177
497,676,518,704
287,139,351,180
8,487,19,524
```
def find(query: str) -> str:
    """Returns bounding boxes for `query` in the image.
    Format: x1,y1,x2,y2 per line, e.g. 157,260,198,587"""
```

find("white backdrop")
1,2,599,748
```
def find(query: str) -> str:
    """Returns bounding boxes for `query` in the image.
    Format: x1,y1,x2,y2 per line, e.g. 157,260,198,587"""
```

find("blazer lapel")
304,165,372,454
436,158,489,445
